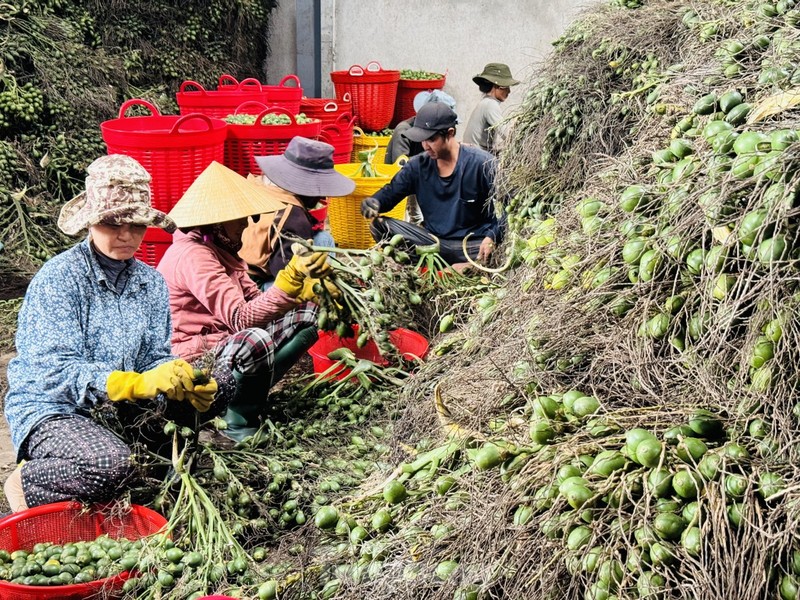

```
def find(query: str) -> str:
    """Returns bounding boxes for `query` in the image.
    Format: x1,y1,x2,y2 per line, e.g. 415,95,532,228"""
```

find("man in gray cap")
463,62,521,154
386,90,458,166
361,102,503,266
385,89,458,225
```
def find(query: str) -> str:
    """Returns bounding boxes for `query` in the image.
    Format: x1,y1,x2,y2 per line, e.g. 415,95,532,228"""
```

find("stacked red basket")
223,103,321,177
391,72,446,127
330,61,400,131
100,99,227,267
316,112,357,164
176,76,271,119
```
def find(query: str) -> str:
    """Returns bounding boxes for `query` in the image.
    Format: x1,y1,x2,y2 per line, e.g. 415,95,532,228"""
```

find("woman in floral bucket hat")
3,154,218,513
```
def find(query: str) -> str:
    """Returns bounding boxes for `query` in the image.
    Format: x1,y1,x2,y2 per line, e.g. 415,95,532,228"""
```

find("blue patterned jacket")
5,239,174,459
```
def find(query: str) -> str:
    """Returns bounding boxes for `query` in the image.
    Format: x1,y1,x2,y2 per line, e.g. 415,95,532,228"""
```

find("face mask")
209,223,242,255
297,195,323,209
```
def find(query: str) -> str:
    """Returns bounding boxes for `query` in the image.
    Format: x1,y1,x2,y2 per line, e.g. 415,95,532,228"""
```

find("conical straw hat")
169,161,288,228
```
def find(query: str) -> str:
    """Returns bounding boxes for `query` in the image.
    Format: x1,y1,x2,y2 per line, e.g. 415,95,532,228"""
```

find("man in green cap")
463,62,521,154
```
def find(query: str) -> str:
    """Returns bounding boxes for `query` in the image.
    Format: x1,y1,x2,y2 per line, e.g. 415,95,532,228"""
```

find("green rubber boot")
272,325,319,385
223,369,271,442
222,325,318,442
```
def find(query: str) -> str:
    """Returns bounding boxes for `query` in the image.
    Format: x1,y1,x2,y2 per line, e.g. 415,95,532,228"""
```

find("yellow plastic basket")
351,127,392,164
330,160,407,249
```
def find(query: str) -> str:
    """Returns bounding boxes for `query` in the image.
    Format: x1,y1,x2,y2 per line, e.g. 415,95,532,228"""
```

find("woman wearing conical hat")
157,161,334,441
3,154,217,512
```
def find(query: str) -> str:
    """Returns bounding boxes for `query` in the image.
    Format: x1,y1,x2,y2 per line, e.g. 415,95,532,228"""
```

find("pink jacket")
157,230,297,360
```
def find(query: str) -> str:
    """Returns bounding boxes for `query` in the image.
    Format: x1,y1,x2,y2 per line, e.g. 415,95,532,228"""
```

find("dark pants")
369,217,482,265
18,305,320,507
211,302,319,411
21,414,134,507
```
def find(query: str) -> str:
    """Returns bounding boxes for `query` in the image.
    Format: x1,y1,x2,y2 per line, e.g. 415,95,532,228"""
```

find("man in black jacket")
362,103,503,265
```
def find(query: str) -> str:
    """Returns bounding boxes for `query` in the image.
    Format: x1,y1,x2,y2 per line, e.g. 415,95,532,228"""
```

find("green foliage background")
0,0,277,267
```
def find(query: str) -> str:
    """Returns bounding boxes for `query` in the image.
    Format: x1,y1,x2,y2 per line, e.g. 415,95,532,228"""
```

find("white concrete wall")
266,0,599,137
266,1,296,83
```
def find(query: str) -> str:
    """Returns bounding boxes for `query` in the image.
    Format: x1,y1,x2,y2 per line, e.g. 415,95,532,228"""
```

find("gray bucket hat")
255,137,355,197
472,63,520,88
58,154,176,235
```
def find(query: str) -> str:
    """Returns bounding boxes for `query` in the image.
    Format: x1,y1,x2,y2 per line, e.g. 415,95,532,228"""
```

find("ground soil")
0,272,30,301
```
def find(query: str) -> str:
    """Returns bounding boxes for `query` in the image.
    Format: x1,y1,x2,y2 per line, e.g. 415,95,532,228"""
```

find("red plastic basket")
391,73,446,127
300,93,352,125
316,112,356,164
308,326,429,380
0,501,167,600
330,61,400,131
223,103,322,177
177,76,271,119
101,99,227,213
263,75,304,115
134,227,173,267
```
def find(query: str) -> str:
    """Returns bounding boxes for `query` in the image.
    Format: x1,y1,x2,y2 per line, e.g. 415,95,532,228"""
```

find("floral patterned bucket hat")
58,154,176,235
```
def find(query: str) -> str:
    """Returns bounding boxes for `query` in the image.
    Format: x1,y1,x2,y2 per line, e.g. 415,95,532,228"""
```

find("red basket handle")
218,74,239,88
317,128,335,143
278,74,301,88
179,80,208,94
366,61,384,73
253,106,297,127
169,113,215,134
347,65,365,77
322,101,339,113
117,99,161,118
234,100,270,115
320,123,342,137
239,77,264,91
335,112,356,128
342,92,351,103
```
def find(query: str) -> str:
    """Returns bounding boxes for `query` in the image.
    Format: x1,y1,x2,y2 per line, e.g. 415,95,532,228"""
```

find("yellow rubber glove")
298,277,341,303
185,379,217,413
107,359,196,402
274,251,331,298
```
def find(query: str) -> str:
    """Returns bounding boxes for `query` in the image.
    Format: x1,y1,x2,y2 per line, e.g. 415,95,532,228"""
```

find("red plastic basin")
0,501,167,600
308,327,429,379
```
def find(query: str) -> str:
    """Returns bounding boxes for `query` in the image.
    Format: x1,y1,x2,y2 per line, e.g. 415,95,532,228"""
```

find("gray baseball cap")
403,103,458,143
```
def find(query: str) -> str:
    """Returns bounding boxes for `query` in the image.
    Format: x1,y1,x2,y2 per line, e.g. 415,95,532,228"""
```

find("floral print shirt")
4,238,174,459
